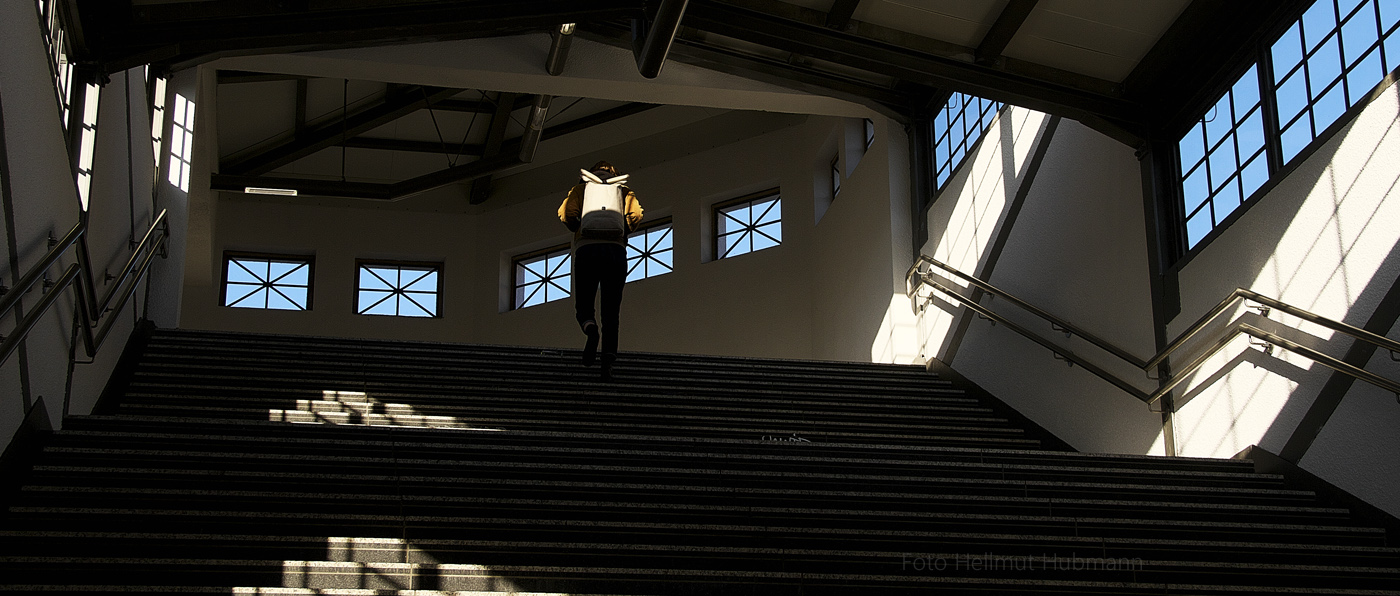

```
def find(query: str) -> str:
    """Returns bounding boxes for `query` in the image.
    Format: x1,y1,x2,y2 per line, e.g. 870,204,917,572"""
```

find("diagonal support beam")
470,92,521,205
975,0,1037,65
339,137,485,156
221,86,462,176
825,0,861,30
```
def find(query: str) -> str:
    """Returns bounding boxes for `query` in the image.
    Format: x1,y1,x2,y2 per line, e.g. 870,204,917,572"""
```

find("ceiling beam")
974,0,1037,65
825,0,861,31
221,86,462,176
339,137,486,157
470,92,521,205
210,101,661,200
76,0,647,75
680,0,1143,137
217,70,312,85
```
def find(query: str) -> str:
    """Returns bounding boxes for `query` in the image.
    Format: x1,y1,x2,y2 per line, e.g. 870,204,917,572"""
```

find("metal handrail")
906,254,1400,408
0,209,169,366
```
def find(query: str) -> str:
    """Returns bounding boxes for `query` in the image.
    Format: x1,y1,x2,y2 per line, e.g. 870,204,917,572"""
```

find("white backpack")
577,169,630,241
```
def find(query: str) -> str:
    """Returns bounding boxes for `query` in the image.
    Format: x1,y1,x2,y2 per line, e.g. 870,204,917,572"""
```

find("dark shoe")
600,354,616,381
581,321,599,366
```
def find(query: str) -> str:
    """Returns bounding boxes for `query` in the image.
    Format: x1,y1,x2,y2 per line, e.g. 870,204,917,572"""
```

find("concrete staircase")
0,328,1396,594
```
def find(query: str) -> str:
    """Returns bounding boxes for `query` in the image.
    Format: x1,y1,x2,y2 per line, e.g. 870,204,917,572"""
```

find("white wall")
181,108,909,363
1170,83,1400,516
1,1,176,448
910,107,1166,455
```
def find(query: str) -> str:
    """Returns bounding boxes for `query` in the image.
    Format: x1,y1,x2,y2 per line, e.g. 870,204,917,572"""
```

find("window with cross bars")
222,254,313,311
715,190,782,260
356,261,441,317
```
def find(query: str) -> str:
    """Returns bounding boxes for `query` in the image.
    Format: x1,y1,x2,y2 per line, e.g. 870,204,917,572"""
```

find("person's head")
590,160,618,177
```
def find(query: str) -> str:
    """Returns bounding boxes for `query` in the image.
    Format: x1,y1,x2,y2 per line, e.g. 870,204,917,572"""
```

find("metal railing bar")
923,277,1152,401
90,209,167,321
83,231,167,356
0,219,84,321
911,257,1150,368
909,254,1400,410
0,263,80,365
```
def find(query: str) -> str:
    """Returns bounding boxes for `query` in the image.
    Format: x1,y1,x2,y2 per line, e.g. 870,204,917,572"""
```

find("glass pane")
267,289,299,311
755,221,782,244
278,263,310,286
1182,167,1211,214
1302,0,1339,51
1203,99,1232,147
1346,48,1384,104
368,267,399,288
1309,37,1345,95
360,267,394,290
1232,66,1261,116
752,231,779,252
227,260,264,284
1383,0,1400,33
1178,122,1207,170
1342,5,1381,65
1281,119,1312,162
277,287,309,310
268,261,303,283
403,269,437,292
225,284,264,307
361,291,397,315
1240,154,1269,199
1208,140,1238,192
1313,82,1348,130
1186,206,1214,248
1272,22,1305,83
755,199,781,225
1275,72,1310,124
653,249,673,270
1236,111,1265,158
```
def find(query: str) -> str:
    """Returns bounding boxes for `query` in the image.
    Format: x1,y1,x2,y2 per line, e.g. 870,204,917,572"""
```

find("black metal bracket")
1050,323,1072,338
1051,351,1073,367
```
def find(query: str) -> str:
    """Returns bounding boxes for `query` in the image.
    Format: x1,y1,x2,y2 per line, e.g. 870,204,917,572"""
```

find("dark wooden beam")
825,0,861,30
221,86,462,176
681,0,1144,137
469,92,520,205
975,0,1037,65
339,137,485,157
210,174,394,200
294,79,308,133
433,95,534,114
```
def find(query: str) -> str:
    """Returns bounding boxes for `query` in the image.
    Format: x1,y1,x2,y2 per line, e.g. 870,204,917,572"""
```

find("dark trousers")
573,243,627,357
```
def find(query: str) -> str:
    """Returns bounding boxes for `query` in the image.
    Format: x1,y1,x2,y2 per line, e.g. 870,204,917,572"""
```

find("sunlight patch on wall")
872,294,922,365
1168,84,1400,458
269,390,503,431
915,108,1049,362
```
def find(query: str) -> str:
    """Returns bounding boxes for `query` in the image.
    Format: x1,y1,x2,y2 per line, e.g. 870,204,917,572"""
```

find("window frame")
929,92,1005,191
354,259,445,318
712,188,783,261
220,252,315,312
626,217,675,283
511,243,572,310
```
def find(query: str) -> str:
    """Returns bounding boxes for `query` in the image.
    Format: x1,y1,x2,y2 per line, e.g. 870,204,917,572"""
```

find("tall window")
715,190,782,260
222,254,313,311
38,0,74,129
74,83,100,211
627,220,674,282
1178,66,1268,247
1177,0,1400,250
168,93,196,193
830,156,842,198
356,261,441,318
513,246,571,309
931,93,1003,189
150,75,168,176
864,118,875,151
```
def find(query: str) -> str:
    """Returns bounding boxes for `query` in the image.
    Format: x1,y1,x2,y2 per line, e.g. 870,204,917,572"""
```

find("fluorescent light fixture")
560,23,576,34
244,187,298,196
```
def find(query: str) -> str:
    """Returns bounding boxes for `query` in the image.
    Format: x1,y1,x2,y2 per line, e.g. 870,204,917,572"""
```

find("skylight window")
223,254,313,311
38,0,74,129
75,82,99,211
627,220,674,282
931,92,1003,189
715,190,782,260
357,262,441,317
513,246,571,309
168,93,196,193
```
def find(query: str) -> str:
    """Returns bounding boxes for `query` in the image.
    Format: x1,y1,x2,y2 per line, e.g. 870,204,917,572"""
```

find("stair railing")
906,254,1400,409
0,209,169,366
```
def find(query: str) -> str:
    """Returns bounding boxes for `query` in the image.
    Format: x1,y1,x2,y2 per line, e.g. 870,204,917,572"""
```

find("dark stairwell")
0,327,1397,594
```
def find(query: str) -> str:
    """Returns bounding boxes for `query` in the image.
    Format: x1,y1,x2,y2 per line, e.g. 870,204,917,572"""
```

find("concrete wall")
911,107,1165,455
1,1,178,449
180,106,908,363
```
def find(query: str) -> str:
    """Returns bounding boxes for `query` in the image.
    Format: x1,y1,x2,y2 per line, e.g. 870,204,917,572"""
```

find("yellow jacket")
558,182,644,239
